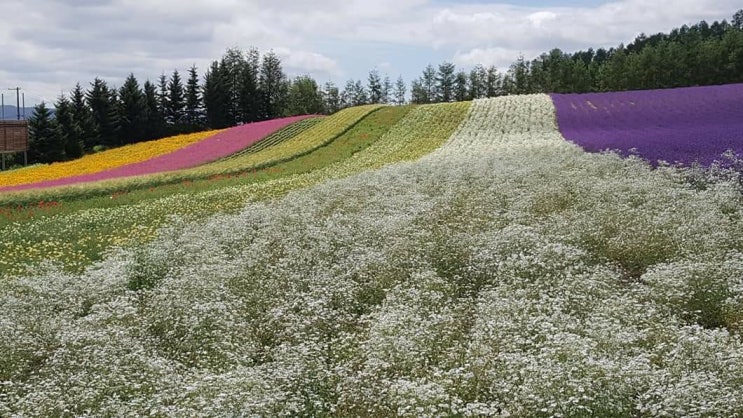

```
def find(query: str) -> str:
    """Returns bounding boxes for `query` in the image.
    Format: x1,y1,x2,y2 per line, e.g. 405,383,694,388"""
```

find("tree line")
20,9,743,166
405,10,743,103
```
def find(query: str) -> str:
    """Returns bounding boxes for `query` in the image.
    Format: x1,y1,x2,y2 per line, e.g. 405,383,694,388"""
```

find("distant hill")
0,105,37,120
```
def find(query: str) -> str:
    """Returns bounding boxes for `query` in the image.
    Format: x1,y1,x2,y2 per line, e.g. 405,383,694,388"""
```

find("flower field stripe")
0,115,314,192
194,105,382,175
550,83,743,166
323,101,471,173
219,117,324,161
432,94,574,157
0,129,225,188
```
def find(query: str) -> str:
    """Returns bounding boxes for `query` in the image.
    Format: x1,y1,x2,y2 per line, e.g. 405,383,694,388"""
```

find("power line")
7,87,21,120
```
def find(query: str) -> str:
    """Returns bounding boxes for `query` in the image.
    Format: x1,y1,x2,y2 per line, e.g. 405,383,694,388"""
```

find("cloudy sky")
0,0,739,106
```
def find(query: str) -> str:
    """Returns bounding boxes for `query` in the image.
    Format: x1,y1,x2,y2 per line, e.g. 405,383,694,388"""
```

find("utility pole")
7,87,21,120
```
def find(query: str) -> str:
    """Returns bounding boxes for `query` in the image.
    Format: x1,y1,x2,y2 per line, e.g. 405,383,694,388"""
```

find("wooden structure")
0,120,28,170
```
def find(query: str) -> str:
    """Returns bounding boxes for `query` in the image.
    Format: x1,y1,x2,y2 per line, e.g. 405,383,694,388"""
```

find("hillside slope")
2,94,743,416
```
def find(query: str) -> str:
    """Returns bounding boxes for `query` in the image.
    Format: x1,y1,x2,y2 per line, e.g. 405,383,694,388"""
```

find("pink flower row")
1,115,315,192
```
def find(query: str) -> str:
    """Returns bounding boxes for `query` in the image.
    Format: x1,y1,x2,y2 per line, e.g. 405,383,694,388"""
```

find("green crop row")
219,117,324,161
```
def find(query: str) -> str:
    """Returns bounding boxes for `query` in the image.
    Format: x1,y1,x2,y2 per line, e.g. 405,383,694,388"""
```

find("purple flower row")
551,83,743,167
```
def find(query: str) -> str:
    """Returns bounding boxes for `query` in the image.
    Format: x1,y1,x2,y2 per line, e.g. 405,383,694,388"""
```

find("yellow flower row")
0,129,225,188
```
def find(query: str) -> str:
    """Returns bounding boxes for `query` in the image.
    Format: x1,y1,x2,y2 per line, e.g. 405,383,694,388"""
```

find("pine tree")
143,80,165,140
28,102,63,163
221,48,245,124
54,95,83,159
485,65,501,97
367,69,383,104
118,73,146,143
70,83,96,151
86,77,120,148
468,64,488,99
381,75,392,104
238,48,261,123
322,81,341,114
185,65,204,128
506,55,530,94
157,74,169,126
203,60,231,129
341,79,368,107
410,79,427,104
393,75,407,105
436,62,456,102
421,64,437,103
454,71,468,102
167,69,185,126
259,51,289,119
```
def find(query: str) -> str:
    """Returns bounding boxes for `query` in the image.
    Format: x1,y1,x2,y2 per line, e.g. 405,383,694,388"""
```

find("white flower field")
2,95,743,416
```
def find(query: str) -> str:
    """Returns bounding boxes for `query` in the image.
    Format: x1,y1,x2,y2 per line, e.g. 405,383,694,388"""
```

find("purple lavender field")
550,84,743,167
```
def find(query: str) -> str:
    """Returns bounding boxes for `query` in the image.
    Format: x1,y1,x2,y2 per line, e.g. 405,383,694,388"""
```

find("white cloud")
453,47,534,70
527,11,558,28
0,0,739,104
272,48,342,78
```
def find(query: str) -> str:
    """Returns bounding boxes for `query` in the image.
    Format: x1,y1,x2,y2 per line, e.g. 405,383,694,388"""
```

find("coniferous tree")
203,60,231,129
341,79,368,107
454,71,468,102
185,64,204,128
259,51,289,119
421,64,437,103
166,69,185,127
367,69,383,104
70,83,96,151
734,9,743,30
410,79,428,104
86,77,120,148
341,80,355,107
221,48,245,124
28,102,63,163
143,80,165,140
286,76,324,115
53,95,83,160
393,75,407,105
237,48,261,123
157,73,169,122
436,62,456,102
322,81,341,114
506,55,530,94
598,47,629,91
118,73,146,143
468,64,488,99
485,65,501,97
382,75,392,104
